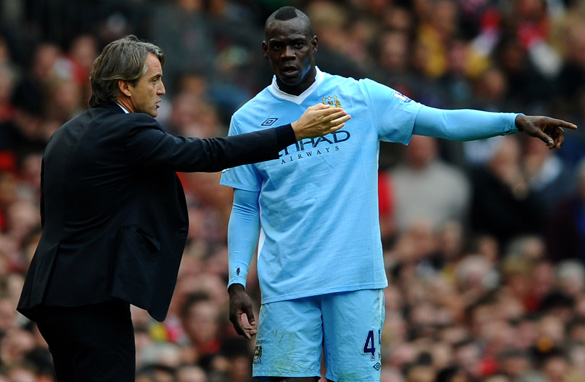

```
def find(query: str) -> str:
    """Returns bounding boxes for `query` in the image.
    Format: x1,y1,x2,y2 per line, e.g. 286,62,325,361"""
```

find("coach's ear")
118,80,132,97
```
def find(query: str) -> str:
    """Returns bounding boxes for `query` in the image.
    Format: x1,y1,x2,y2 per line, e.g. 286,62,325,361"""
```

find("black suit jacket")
18,103,294,321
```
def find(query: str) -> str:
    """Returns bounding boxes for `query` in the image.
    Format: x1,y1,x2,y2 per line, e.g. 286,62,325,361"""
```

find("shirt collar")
269,67,324,105
116,103,130,114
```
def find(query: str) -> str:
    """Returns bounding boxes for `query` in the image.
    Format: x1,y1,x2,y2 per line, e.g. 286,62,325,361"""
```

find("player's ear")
262,41,269,59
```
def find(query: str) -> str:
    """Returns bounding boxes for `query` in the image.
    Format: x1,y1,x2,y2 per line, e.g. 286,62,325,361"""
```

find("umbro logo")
262,118,278,126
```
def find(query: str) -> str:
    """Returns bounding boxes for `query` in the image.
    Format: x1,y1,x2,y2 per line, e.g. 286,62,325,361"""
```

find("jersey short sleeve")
359,78,423,145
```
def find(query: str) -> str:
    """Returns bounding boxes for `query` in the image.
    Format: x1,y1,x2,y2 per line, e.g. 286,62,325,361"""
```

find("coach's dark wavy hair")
88,35,165,107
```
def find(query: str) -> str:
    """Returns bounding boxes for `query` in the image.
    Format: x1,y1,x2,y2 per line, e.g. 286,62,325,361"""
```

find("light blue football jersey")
220,68,423,303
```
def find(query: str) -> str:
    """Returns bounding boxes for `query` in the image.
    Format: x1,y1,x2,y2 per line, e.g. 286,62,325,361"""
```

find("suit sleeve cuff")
274,124,296,150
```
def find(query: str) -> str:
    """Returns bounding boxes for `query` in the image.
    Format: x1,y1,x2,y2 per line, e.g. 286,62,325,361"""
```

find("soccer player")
220,6,577,382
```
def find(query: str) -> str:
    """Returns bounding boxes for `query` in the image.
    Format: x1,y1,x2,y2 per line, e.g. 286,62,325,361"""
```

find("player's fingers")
244,309,256,326
239,313,257,339
542,125,566,149
232,320,246,337
550,118,578,130
533,129,555,149
554,129,565,149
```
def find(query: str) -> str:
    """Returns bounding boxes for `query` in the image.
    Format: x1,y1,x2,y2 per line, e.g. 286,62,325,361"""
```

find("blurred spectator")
554,22,585,114
522,132,575,217
497,349,532,380
139,342,183,372
435,364,471,382
149,0,216,98
378,171,396,246
4,198,40,256
180,171,233,244
388,135,470,233
43,76,84,125
164,91,205,135
0,327,35,368
210,336,254,382
415,0,460,79
436,37,477,110
403,358,435,382
176,364,208,382
380,3,415,34
406,36,445,107
4,361,40,382
538,348,571,382
64,34,98,106
461,68,510,168
136,363,176,382
376,29,416,99
0,64,16,125
469,135,541,249
545,157,585,263
0,172,18,231
0,85,45,165
179,292,224,372
302,1,367,79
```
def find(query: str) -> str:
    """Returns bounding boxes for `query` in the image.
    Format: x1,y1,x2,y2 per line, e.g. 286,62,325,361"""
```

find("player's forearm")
413,106,519,141
227,189,261,289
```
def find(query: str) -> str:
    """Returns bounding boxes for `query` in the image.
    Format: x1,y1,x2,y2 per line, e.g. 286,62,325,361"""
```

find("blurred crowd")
0,0,585,381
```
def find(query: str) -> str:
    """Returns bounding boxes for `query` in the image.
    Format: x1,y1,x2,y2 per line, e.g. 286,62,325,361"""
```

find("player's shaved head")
265,6,314,37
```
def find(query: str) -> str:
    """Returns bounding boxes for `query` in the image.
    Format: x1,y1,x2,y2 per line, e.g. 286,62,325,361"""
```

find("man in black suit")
16,35,350,381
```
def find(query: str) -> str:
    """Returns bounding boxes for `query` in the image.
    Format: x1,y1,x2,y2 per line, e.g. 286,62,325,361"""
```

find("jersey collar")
269,67,324,105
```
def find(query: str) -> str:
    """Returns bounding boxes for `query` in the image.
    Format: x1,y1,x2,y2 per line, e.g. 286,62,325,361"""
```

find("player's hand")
291,103,351,140
515,115,578,149
228,283,257,340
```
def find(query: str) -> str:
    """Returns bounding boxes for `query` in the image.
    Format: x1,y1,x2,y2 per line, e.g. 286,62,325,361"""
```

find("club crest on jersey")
253,344,263,364
393,92,412,103
322,95,341,108
262,118,278,126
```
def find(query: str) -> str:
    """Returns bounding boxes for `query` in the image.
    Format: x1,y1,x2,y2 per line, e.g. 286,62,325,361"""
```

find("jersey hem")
260,282,388,304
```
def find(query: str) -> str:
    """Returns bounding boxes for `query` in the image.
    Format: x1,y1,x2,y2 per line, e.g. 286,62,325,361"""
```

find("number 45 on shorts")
363,329,381,361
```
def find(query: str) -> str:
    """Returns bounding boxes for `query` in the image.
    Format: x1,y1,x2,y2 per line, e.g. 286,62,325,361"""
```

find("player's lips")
281,65,299,76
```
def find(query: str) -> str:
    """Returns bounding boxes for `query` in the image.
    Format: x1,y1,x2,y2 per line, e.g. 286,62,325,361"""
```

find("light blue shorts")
252,289,385,382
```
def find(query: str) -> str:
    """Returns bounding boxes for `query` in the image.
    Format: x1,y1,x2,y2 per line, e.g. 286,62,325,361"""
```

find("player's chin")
278,71,301,85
